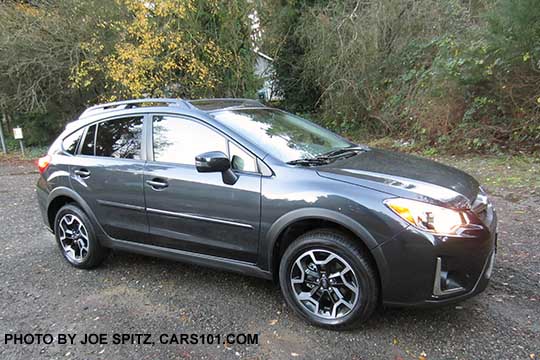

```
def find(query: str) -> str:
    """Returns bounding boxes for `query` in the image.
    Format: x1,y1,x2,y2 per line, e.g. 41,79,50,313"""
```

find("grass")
363,138,540,193
0,145,48,161
432,155,540,194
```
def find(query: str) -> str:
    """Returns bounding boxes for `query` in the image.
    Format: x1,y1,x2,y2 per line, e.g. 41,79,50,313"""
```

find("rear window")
62,128,84,155
95,116,143,159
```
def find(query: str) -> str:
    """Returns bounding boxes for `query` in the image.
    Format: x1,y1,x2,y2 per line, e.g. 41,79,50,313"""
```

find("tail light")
37,155,52,174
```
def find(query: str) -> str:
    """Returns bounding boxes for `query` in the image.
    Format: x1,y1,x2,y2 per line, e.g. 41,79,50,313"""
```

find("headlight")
384,198,469,235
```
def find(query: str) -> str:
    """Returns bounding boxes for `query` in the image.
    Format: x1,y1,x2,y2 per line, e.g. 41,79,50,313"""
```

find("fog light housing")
433,257,465,297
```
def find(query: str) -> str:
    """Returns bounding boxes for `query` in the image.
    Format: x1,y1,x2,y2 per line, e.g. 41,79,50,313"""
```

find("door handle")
74,169,91,178
146,178,168,190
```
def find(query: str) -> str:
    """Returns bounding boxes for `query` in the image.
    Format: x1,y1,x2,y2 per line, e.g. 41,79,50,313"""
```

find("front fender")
262,207,389,282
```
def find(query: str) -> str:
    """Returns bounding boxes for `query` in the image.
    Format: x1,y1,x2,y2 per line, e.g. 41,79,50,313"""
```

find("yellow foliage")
70,0,255,101
15,3,42,17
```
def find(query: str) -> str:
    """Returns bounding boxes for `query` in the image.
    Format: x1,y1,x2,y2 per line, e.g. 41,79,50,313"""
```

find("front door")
70,115,147,242
143,114,261,262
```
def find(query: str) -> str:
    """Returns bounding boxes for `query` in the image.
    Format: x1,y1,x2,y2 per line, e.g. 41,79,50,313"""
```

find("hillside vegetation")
0,0,538,155
259,0,540,154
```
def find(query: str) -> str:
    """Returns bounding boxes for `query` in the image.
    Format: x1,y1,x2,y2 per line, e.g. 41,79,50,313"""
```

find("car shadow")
99,249,490,334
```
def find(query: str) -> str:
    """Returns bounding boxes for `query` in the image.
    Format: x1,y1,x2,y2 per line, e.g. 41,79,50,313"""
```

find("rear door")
70,115,148,242
143,114,261,262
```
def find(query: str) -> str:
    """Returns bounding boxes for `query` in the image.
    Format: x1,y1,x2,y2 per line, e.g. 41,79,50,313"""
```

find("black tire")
54,204,108,269
279,229,379,330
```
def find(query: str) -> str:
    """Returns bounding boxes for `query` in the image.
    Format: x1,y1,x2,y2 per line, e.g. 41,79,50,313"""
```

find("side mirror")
195,151,238,185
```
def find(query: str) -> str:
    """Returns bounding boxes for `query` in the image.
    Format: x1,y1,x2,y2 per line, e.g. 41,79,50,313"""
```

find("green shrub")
262,0,540,153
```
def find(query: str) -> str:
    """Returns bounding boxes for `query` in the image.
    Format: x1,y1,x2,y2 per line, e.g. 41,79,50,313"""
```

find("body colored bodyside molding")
147,207,254,229
97,199,145,212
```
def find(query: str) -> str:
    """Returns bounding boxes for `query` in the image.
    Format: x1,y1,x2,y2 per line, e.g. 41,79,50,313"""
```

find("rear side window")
80,124,96,156
95,116,144,159
62,128,84,155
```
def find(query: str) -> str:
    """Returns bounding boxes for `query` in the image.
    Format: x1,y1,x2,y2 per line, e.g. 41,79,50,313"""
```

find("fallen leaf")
269,319,278,325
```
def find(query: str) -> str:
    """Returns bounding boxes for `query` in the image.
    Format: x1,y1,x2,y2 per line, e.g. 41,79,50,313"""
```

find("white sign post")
13,127,25,157
0,121,6,154
0,112,6,154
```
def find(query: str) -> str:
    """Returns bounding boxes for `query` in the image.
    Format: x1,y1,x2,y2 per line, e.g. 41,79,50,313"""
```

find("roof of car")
64,97,268,133
57,97,275,161
78,98,265,119
188,98,266,112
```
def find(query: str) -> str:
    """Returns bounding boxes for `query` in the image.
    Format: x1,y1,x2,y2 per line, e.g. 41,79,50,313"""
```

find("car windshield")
211,108,353,162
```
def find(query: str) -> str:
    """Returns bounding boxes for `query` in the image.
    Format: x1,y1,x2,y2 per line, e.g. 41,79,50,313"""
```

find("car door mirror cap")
196,151,230,172
195,151,238,185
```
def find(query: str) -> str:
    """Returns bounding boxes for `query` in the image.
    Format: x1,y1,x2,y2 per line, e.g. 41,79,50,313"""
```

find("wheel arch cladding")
47,195,76,231
267,208,385,288
46,187,105,243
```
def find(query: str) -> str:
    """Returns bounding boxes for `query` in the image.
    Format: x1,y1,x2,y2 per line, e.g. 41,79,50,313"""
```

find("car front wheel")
279,229,379,329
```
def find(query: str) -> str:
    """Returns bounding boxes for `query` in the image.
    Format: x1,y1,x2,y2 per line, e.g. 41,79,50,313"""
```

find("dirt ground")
0,156,538,359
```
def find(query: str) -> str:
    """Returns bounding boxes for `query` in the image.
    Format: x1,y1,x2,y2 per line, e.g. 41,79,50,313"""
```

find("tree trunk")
6,113,12,133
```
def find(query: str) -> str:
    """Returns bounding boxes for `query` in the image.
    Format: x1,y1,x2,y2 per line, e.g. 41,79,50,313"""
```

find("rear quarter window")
61,128,84,155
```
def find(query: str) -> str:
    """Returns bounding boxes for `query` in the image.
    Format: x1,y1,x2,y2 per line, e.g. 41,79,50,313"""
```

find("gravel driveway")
0,159,538,360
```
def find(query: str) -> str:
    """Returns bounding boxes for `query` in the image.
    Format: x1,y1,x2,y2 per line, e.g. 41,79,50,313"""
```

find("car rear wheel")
54,204,108,269
279,229,379,329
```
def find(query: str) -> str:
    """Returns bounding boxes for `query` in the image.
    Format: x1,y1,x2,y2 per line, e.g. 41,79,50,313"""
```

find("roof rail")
188,98,265,111
79,98,195,119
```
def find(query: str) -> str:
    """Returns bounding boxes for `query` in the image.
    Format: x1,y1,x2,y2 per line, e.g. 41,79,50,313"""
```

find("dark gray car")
36,98,497,329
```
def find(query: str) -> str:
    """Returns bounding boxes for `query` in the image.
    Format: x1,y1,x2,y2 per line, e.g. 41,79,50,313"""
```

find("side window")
153,115,227,165
62,128,84,155
229,141,257,172
80,124,96,156
95,116,144,159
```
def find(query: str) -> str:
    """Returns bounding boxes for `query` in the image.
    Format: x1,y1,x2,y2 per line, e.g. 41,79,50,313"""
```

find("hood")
317,149,479,209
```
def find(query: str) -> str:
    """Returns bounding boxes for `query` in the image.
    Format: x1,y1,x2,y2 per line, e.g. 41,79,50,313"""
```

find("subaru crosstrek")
36,98,497,329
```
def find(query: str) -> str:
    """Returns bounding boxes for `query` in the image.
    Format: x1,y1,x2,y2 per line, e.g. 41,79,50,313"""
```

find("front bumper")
380,203,497,307
417,247,496,308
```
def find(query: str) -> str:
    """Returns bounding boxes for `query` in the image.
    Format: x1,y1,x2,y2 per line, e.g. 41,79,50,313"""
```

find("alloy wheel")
58,214,89,263
290,249,359,319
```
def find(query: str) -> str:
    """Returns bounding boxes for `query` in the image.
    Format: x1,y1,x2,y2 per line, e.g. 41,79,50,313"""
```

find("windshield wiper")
318,146,368,159
287,146,368,166
286,158,331,166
